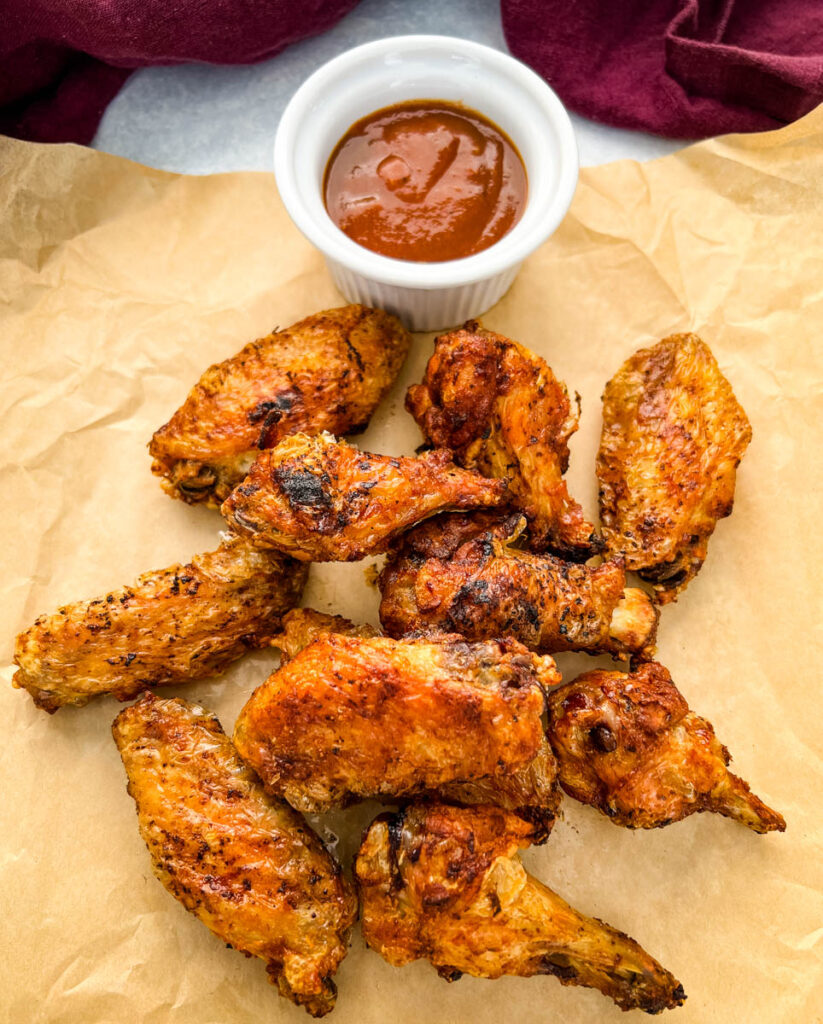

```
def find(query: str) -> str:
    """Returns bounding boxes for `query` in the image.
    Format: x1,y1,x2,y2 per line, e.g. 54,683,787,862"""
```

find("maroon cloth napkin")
503,0,823,138
0,0,361,144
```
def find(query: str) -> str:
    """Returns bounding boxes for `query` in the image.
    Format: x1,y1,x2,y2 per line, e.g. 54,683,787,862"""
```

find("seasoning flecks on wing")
597,333,752,603
355,803,686,1014
149,304,410,506
378,511,658,659
546,662,786,833
13,535,306,712
113,694,356,1018
406,321,601,560
221,432,507,562
233,632,561,837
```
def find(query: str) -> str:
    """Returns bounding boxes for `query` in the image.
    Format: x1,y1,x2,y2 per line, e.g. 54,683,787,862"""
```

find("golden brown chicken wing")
221,432,507,561
113,694,356,1018
13,535,306,712
597,334,752,603
378,511,658,659
406,321,601,560
273,607,380,664
233,633,561,836
149,305,410,506
546,662,785,833
355,803,686,1014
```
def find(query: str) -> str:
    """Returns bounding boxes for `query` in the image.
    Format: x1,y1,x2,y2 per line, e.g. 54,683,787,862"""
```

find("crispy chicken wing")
406,321,601,560
233,633,561,836
273,607,380,664
113,694,356,1017
547,662,785,833
355,803,686,1014
597,334,752,603
13,535,306,712
378,511,658,659
221,432,507,562
149,305,410,506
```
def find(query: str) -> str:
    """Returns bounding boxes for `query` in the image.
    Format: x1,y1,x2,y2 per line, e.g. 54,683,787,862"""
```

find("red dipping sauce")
323,100,528,263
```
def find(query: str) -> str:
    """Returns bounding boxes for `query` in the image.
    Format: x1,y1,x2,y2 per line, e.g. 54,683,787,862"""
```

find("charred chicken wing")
355,803,686,1014
13,535,306,712
597,334,752,603
547,662,785,833
221,432,507,562
149,305,410,505
406,321,601,560
378,511,658,659
113,694,356,1017
233,633,561,836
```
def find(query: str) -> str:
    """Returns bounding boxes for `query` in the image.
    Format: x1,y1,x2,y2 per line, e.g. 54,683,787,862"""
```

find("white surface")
92,0,684,175
273,34,578,330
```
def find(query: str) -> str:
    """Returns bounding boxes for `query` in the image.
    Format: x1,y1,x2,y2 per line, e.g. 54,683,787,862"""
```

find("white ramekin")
274,35,578,332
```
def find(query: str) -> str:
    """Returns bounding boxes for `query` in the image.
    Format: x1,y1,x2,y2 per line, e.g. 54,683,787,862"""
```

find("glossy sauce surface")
323,101,527,263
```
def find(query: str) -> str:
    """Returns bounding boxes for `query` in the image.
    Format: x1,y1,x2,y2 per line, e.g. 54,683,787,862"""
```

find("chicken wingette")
547,662,786,833
406,321,601,561
13,535,306,712
355,803,686,1014
149,304,410,505
113,694,356,1018
597,334,752,603
378,511,658,659
221,432,507,562
233,633,561,837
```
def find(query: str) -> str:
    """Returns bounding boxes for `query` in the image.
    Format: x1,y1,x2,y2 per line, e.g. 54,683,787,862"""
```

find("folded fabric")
3,0,822,147
502,0,823,138
0,0,361,144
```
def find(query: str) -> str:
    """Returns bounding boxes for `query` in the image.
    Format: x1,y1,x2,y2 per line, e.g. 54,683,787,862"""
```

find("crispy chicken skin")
149,305,410,506
221,432,507,562
233,634,561,836
13,535,306,713
273,607,380,664
355,803,686,1014
113,694,356,1018
547,663,786,833
378,511,658,659
597,334,752,603
406,321,601,561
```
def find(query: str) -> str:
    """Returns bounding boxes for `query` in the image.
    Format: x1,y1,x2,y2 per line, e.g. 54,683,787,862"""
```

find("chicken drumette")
378,511,658,659
355,803,686,1014
547,662,785,833
13,535,306,712
113,694,357,1018
597,334,752,603
406,321,600,560
233,633,561,837
150,304,410,505
221,432,507,561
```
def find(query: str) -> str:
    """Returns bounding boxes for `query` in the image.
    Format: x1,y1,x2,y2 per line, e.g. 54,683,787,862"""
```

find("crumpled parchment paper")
1,107,821,1024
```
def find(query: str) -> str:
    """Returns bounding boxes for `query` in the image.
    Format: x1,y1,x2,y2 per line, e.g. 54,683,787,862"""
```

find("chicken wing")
233,633,561,836
355,803,686,1014
597,334,752,603
546,662,785,833
149,305,410,506
406,321,601,560
273,607,380,664
113,694,356,1017
378,511,658,659
13,535,306,712
221,432,507,562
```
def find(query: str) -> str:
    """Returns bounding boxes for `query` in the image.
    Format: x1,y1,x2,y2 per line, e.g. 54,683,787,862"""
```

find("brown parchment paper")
1,107,822,1024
